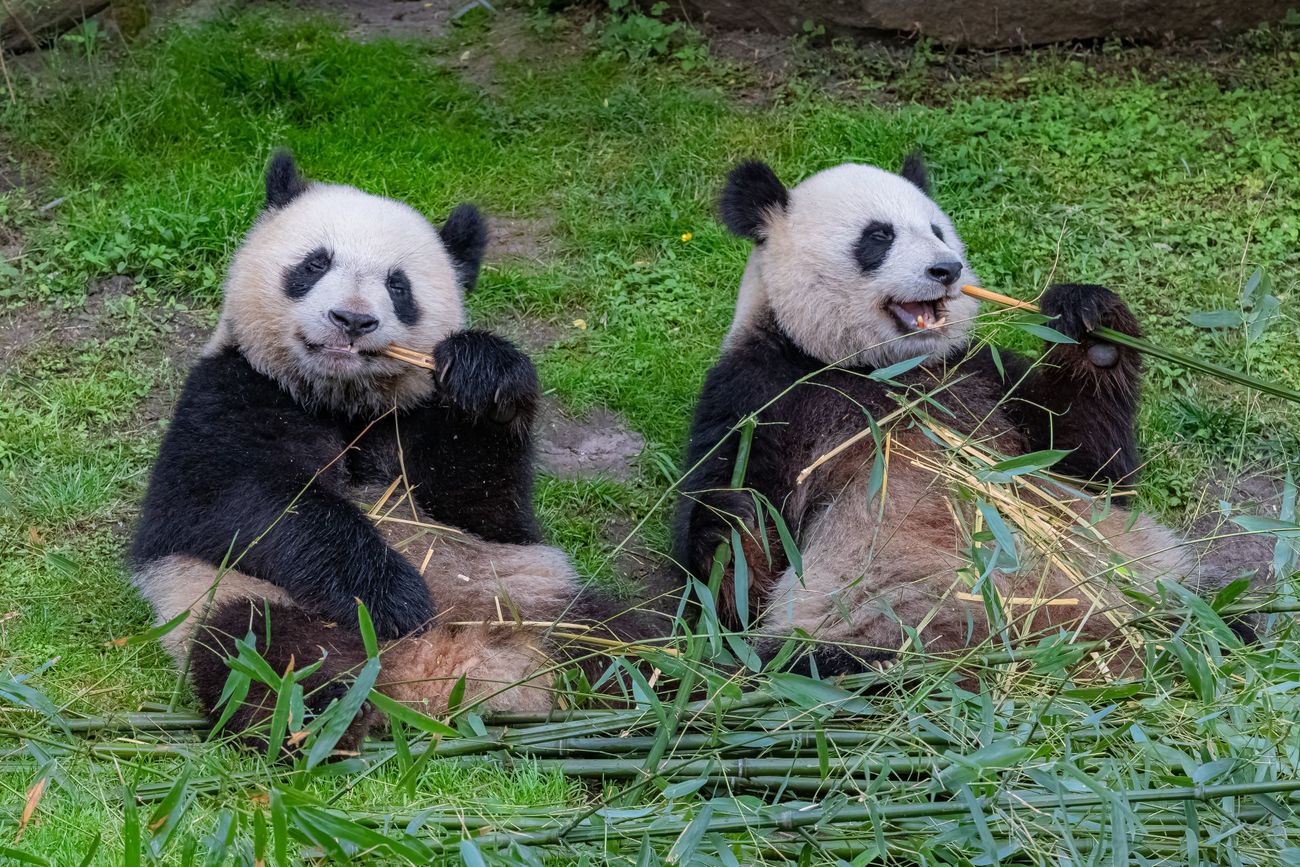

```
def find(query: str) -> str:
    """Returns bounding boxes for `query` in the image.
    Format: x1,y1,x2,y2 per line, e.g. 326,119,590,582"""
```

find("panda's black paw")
1041,284,1141,341
359,566,436,640
434,330,539,426
1040,284,1142,370
685,489,759,579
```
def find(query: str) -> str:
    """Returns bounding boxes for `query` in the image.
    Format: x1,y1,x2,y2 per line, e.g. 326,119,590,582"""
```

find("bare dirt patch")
478,312,568,356
486,213,557,265
298,0,456,41
1186,463,1286,590
535,397,646,481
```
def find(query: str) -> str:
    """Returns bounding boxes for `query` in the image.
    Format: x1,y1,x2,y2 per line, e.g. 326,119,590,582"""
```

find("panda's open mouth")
888,297,948,334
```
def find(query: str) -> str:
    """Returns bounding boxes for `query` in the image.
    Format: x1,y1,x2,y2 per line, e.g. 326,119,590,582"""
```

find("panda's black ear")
440,204,488,292
720,160,788,241
901,152,929,194
265,149,308,209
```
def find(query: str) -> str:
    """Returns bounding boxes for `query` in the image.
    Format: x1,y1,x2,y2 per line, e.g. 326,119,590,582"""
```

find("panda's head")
720,156,979,369
209,151,486,415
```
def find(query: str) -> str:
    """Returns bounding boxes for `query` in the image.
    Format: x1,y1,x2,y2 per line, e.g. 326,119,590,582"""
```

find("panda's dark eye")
386,270,410,295
932,224,945,241
282,247,333,299
386,267,420,326
854,221,896,274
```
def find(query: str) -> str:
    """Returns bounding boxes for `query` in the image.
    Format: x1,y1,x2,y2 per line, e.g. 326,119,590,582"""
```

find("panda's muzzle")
888,296,949,333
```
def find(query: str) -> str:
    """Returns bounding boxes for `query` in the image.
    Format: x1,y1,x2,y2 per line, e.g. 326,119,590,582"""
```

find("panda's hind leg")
189,598,380,754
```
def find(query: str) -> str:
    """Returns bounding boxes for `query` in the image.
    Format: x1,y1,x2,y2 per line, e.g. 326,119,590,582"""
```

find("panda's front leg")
1022,283,1144,484
433,330,540,430
404,330,543,544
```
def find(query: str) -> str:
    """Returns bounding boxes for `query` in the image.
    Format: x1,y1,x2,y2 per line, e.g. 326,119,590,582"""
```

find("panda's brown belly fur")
761,408,1197,669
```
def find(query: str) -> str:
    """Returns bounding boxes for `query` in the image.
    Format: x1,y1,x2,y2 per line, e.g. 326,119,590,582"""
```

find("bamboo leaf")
1020,323,1077,344
0,846,51,866
730,529,749,629
724,632,762,673
667,803,713,864
764,502,803,578
74,835,101,867
123,788,142,867
305,657,381,769
459,839,489,867
976,449,1071,484
365,692,459,738
868,353,928,382
265,678,297,761
110,608,191,648
202,810,237,867
447,675,468,718
767,673,875,717
270,789,289,867
1188,309,1244,329
355,600,379,659
662,776,708,799
146,768,192,855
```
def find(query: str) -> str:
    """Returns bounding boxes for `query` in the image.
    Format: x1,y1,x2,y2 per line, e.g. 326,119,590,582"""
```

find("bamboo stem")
379,344,437,370
961,284,1300,403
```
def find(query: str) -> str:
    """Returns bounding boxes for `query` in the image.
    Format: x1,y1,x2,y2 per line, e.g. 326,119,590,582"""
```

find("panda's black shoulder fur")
131,339,543,639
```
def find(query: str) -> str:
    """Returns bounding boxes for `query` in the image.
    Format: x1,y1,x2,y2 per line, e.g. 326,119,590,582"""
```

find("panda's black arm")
400,330,543,544
136,468,437,640
983,283,1144,485
131,351,436,640
672,329,800,587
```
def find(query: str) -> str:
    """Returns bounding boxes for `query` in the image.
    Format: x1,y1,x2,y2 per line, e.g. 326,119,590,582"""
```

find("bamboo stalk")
461,779,1300,850
962,284,1300,403
379,344,437,370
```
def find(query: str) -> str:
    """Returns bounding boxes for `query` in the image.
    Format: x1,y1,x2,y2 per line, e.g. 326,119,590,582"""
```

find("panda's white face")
725,161,979,369
210,156,483,415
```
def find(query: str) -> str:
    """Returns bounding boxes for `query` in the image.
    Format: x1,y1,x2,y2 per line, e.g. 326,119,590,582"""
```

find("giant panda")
672,155,1223,677
130,152,644,745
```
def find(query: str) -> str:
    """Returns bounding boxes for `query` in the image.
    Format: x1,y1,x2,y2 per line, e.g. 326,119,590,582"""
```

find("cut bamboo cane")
379,344,437,370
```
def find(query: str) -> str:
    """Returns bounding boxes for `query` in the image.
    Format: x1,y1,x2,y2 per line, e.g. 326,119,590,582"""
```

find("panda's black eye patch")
854,221,895,274
283,247,333,299
386,268,420,326
932,224,945,241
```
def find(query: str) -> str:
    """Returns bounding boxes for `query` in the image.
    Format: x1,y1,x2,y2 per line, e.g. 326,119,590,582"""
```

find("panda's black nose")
329,308,380,341
927,261,962,286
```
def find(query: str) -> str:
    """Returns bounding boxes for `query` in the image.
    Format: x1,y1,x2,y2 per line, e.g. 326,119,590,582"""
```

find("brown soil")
535,396,646,481
486,213,557,264
296,0,457,41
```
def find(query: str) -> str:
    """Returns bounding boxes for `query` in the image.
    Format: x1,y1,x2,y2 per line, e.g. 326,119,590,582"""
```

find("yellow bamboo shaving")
419,542,437,577
955,592,1080,606
367,476,404,517
367,514,465,535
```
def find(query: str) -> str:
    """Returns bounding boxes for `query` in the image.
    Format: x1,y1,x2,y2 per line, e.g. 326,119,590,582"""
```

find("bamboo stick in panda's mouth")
379,344,437,371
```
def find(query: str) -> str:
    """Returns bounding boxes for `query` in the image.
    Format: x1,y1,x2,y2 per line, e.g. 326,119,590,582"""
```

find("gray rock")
535,400,645,481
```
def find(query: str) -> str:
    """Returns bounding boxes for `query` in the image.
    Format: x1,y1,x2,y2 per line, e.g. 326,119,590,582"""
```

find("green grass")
2,3,1299,863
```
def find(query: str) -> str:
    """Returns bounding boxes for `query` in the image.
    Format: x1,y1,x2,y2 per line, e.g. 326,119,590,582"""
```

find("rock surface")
535,399,645,481
665,0,1292,47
